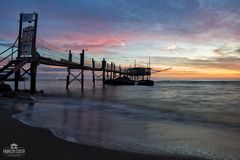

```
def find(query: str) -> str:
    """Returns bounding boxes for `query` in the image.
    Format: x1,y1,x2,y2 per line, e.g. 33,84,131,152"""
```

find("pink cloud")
37,31,137,53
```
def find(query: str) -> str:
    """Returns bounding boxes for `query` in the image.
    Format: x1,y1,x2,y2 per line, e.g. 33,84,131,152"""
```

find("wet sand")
0,107,205,160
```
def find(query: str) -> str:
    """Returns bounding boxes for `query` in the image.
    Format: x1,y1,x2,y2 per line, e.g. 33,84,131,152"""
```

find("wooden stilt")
102,58,106,85
110,62,113,79
30,62,37,94
81,69,84,91
80,49,85,90
5,12,157,94
113,63,116,79
66,50,72,90
30,13,38,94
92,58,95,87
14,13,23,92
66,68,70,90
119,65,121,78
106,63,109,79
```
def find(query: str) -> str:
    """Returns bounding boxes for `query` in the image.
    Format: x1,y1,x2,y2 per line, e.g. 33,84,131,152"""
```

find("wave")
12,95,240,131
12,97,240,160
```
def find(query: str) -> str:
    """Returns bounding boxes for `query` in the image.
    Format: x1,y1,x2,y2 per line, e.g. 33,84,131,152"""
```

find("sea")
1,79,240,160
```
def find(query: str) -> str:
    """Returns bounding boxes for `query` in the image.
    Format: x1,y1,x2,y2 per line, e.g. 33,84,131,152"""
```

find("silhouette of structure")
0,13,167,93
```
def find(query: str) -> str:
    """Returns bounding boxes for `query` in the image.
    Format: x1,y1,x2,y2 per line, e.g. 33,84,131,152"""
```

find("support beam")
20,67,31,77
17,13,23,58
110,62,113,79
15,13,23,91
106,63,109,79
102,58,106,85
66,50,72,90
66,68,70,90
69,72,82,84
113,63,116,79
92,58,95,87
81,69,84,91
81,49,85,90
30,13,38,94
31,13,38,58
119,65,121,78
30,62,37,94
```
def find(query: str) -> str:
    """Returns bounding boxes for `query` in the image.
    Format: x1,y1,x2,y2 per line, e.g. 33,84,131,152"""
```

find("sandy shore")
0,106,205,160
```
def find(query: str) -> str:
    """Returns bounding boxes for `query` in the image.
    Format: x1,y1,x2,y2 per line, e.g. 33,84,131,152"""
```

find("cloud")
0,0,240,80
0,39,15,47
213,45,240,57
58,38,127,52
145,56,240,72
187,57,240,71
166,44,177,51
1,0,239,40
235,48,240,53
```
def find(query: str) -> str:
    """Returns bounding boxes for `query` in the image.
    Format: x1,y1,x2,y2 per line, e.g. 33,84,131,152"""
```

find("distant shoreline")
15,78,240,82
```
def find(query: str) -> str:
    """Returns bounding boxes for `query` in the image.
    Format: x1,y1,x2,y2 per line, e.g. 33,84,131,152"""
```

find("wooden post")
66,50,72,90
30,13,38,94
106,63,109,79
17,13,23,58
102,58,106,85
119,65,121,78
110,62,113,79
113,63,116,79
66,69,70,90
15,13,23,91
30,62,37,94
31,13,38,58
80,49,85,90
92,58,95,87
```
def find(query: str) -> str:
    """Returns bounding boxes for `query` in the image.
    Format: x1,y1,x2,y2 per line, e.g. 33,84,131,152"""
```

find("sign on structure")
18,13,38,57
21,26,34,56
22,13,36,23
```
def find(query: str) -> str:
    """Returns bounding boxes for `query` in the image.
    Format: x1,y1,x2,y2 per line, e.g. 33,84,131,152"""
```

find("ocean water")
1,80,240,160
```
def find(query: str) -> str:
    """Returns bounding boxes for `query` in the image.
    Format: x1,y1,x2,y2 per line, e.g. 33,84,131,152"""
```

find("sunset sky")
0,0,240,80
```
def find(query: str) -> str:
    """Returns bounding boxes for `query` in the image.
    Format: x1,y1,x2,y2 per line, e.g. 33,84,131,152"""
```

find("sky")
0,0,240,80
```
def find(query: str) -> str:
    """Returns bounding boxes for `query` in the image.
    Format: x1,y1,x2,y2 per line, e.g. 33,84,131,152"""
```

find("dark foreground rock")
0,83,16,97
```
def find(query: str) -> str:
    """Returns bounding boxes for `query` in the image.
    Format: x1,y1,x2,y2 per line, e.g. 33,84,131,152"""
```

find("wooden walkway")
0,12,153,93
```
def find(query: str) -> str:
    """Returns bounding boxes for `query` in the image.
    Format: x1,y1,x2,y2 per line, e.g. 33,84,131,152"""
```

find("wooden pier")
0,13,158,94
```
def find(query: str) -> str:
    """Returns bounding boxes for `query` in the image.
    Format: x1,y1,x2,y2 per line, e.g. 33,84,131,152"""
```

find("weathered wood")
81,50,85,90
14,13,23,91
92,58,95,87
119,65,121,77
113,63,116,79
17,14,22,58
31,13,38,58
30,13,39,94
30,62,37,94
66,50,72,90
102,58,106,84
110,62,113,79
106,63,109,79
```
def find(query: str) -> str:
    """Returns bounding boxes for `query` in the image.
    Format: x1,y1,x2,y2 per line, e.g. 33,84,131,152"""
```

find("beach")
0,106,204,160
0,80,240,160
